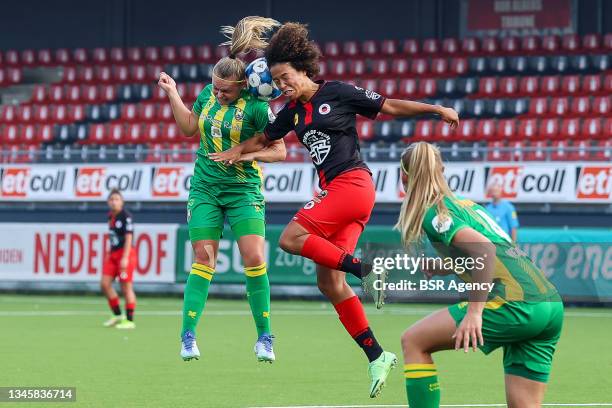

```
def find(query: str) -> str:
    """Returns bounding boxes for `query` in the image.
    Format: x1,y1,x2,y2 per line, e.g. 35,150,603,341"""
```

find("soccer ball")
245,57,282,101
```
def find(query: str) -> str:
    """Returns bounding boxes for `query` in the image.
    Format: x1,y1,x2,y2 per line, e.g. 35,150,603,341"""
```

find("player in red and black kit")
101,189,138,329
211,22,459,398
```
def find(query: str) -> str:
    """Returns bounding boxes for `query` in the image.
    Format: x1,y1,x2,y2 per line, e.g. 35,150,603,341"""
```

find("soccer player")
210,22,459,398
396,142,563,408
101,189,137,330
485,183,519,242
158,17,286,363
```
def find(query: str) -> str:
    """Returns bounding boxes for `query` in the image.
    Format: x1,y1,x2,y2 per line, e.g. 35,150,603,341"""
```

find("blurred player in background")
158,17,285,362
396,142,563,408
211,22,459,398
485,183,519,242
101,189,137,330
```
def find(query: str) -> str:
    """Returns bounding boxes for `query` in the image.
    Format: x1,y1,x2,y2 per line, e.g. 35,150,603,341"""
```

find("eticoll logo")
0,168,30,197
576,166,612,200
152,167,185,197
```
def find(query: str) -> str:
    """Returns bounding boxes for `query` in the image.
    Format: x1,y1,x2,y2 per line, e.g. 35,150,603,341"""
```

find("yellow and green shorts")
448,298,564,383
187,182,266,242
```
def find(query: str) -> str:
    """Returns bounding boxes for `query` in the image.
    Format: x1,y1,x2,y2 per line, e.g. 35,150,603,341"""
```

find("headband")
212,73,246,83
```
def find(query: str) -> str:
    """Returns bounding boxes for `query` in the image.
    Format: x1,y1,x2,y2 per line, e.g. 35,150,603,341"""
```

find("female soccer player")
101,189,137,330
210,22,459,398
158,16,286,363
396,142,563,408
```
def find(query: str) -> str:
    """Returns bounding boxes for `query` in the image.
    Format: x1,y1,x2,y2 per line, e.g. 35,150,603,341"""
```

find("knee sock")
300,235,371,279
125,302,135,321
108,296,121,316
405,363,441,408
245,263,271,337
334,296,383,362
181,263,214,337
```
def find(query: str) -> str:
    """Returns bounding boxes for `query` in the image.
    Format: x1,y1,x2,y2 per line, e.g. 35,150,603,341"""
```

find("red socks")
301,234,345,270
126,302,136,321
334,296,383,362
108,297,121,316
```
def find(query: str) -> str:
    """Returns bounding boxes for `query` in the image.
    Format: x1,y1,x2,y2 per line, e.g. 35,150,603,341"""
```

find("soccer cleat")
103,315,124,327
362,268,387,309
367,351,398,398
254,333,275,363
180,330,200,361
115,319,136,329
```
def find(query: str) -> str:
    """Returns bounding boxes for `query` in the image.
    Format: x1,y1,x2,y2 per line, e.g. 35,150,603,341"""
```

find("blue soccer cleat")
254,333,275,363
180,330,200,361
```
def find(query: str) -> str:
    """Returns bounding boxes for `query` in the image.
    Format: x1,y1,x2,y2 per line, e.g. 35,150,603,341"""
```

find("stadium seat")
434,121,455,142
33,105,50,123
348,59,367,77
397,79,418,97
16,105,33,123
497,119,516,140
582,34,601,52
37,49,52,66
356,121,374,142
582,74,602,94
559,75,580,95
549,55,570,74
431,58,448,76
126,47,142,63
593,140,611,161
538,118,559,140
568,140,592,161
488,57,507,75
380,40,397,56
92,48,108,64
487,141,510,161
343,41,359,57
401,39,419,56
456,77,477,95
145,47,160,63
517,118,537,140
456,120,475,142
479,77,498,97
74,48,88,64
370,59,389,77
510,141,524,161
570,96,591,116
55,48,71,65
391,58,409,76
379,79,397,98
449,57,468,75
591,54,609,71
551,140,569,161
418,78,436,98
441,38,459,55
528,97,548,117
469,57,487,75
500,37,519,54
519,76,539,96
499,77,518,96
550,97,569,116
561,34,580,53
481,37,499,54
475,119,496,141
527,56,548,74
410,58,428,76
165,123,180,143
327,59,347,78
162,46,178,63
521,36,540,54
582,118,602,140
541,76,560,95
524,140,548,161
542,35,560,53
570,55,590,74
362,40,378,57
109,123,126,144
508,56,528,74
592,96,610,116
414,120,434,141
560,118,580,139
461,38,479,55
89,124,108,145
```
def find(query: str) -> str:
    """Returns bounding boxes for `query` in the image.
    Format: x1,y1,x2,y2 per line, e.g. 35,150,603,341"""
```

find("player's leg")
400,308,456,408
116,249,138,329
505,375,547,408
101,254,122,327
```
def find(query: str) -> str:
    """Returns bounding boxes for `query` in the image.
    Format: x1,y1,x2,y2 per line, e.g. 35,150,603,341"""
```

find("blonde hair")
213,16,280,81
395,142,454,245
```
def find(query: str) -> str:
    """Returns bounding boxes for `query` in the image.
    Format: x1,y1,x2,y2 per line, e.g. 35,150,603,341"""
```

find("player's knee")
242,252,265,267
317,278,343,298
278,232,298,254
401,328,416,353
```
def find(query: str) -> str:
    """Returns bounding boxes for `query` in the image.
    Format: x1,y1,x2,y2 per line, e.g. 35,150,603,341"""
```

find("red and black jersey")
108,209,134,252
264,80,385,188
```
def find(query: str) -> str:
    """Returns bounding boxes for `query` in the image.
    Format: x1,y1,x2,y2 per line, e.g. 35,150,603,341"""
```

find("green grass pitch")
1,295,611,407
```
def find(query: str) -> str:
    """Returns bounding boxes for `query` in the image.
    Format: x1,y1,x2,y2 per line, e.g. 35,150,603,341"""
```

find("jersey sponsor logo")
318,103,331,115
365,89,381,100
211,126,222,138
234,108,244,121
115,220,123,228
432,215,452,233
576,166,612,200
302,130,331,165
152,167,187,197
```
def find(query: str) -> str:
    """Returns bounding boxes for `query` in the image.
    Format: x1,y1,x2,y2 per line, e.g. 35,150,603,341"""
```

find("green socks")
245,263,271,336
405,363,441,408
181,263,214,336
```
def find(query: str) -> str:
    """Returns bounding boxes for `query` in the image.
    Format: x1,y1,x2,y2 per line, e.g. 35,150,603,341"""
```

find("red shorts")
103,248,137,283
293,168,376,254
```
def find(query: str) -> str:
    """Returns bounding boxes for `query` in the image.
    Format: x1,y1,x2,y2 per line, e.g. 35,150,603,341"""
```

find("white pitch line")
248,404,612,408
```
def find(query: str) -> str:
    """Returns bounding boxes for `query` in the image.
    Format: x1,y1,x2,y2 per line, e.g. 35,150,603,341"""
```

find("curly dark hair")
265,22,320,78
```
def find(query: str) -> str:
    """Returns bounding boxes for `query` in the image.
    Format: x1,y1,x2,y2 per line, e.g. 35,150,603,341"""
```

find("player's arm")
449,227,496,352
238,138,286,163
381,99,459,129
209,133,271,165
158,72,199,136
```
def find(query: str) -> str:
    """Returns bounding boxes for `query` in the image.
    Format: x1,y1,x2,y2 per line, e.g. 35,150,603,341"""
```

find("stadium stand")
0,34,610,163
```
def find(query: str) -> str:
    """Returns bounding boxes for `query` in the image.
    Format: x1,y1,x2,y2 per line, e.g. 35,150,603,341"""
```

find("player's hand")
158,72,177,95
209,147,242,166
452,310,483,352
120,257,129,273
235,152,255,163
438,106,459,129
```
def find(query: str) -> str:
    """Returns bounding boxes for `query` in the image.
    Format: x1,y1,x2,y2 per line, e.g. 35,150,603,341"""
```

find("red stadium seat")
196,45,213,63
327,59,347,78
475,119,496,141
528,97,549,117
143,124,162,143
145,47,160,63
418,78,436,98
401,39,419,56
605,74,612,94
179,45,195,63
559,75,580,95
571,96,591,116
541,76,560,95
89,124,108,145
324,42,340,58
48,85,65,103
81,85,99,104
356,121,374,141
550,97,569,117
126,47,142,63
37,49,52,66
65,85,81,104
517,118,537,140
361,40,378,56
430,58,448,76
77,66,94,83
361,79,378,93
16,105,33,123
551,140,569,161
456,120,475,141
434,121,455,142
560,118,580,139
441,38,459,55
605,33,612,51
592,96,610,116
165,123,181,143
5,50,19,66
561,34,580,53
370,59,389,77
2,125,19,144
139,103,157,122
100,85,117,103
524,140,548,161
538,118,559,140
479,77,498,97
487,141,509,161
348,59,367,77
500,37,519,54
92,48,108,64
68,105,85,123
130,64,148,83
410,58,429,76
481,37,499,54
414,120,434,141
162,46,178,63
30,85,48,104
55,48,71,65
449,58,468,76
113,65,130,83
380,40,397,56
582,118,602,139
158,104,174,123
391,58,409,76
20,124,36,144
499,77,519,96
510,141,524,161
541,35,560,53
61,66,77,84
96,65,112,83
581,75,602,94
519,76,539,96
110,47,125,63
343,41,359,57
593,140,611,161
20,49,35,66
51,105,69,124
379,79,397,98
582,34,601,52
39,124,53,144
317,60,327,77
398,79,418,97
121,104,138,123
73,48,87,64
461,38,479,55
422,39,439,55
33,105,50,123
109,123,126,144
521,36,540,54
568,140,592,161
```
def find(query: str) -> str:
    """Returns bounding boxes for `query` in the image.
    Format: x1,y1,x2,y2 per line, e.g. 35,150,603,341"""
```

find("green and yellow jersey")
422,196,559,303
192,84,272,186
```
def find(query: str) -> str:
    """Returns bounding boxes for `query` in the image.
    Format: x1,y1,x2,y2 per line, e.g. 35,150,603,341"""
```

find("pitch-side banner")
0,162,610,203
0,223,177,282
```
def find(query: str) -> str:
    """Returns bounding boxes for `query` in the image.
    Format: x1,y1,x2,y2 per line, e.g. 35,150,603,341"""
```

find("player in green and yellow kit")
393,142,563,408
157,16,284,363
